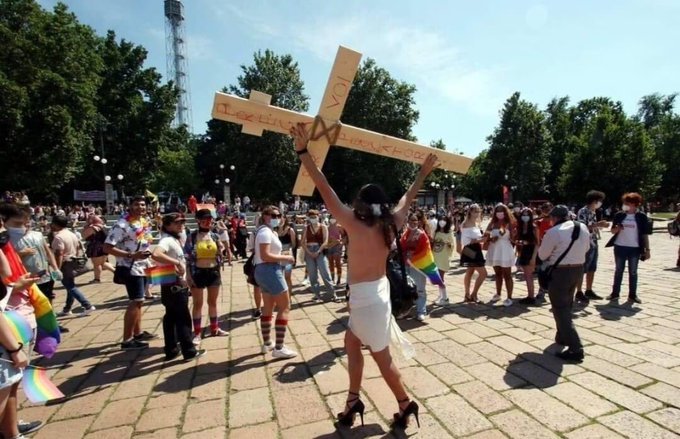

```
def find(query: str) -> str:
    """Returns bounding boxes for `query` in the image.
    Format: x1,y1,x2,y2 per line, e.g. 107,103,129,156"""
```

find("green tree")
559,98,663,201
322,58,420,202
543,96,574,198
198,49,309,202
92,31,186,195
637,94,680,202
0,0,102,194
471,92,550,202
148,135,200,195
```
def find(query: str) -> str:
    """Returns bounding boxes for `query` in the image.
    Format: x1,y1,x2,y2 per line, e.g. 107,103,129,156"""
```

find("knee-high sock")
209,316,218,332
261,315,273,344
193,317,202,336
275,319,288,349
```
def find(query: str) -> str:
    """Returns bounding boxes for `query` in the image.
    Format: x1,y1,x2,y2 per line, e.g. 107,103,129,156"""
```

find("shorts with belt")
191,266,221,288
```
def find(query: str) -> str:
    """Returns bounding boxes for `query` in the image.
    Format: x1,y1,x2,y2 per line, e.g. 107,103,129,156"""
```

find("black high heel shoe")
391,398,420,430
336,391,365,427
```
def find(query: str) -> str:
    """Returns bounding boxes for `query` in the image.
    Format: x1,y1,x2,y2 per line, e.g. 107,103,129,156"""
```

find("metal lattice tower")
164,0,192,131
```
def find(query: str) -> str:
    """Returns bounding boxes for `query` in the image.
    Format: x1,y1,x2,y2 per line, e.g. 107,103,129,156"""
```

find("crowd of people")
0,139,677,434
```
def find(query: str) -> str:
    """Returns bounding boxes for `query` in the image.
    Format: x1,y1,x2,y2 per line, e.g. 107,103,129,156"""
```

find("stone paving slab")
18,231,680,438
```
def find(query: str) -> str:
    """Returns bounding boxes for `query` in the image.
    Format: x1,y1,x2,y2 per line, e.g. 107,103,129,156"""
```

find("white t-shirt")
461,227,483,247
616,214,639,247
254,227,281,265
157,234,186,280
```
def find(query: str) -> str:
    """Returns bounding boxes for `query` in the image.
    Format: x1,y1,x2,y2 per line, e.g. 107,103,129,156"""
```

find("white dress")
486,228,515,267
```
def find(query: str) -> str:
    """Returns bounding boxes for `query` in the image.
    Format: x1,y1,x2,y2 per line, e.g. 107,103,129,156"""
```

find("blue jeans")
612,245,641,297
305,243,334,297
61,261,92,312
408,266,427,315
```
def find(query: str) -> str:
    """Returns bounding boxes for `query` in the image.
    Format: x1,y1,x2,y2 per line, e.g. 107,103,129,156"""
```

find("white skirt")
348,277,415,359
486,238,515,268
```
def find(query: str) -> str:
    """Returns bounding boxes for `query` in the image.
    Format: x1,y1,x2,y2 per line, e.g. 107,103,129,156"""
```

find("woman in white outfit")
291,123,437,432
484,203,516,306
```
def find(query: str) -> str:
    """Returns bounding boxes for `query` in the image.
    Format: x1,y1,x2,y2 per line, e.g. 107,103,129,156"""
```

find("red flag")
502,185,510,204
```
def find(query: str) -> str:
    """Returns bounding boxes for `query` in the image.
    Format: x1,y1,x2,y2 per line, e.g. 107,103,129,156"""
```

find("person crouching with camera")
537,205,590,363
152,213,206,361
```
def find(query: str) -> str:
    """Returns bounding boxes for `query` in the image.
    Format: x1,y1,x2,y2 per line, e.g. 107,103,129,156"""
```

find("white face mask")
407,224,418,231
521,215,531,222
438,220,446,228
623,204,633,213
329,219,337,225
513,208,520,213
495,212,505,220
308,218,318,225
594,201,602,209
269,218,280,228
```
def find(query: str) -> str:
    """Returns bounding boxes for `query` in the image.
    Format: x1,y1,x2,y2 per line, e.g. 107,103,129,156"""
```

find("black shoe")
164,349,180,361
134,331,159,341
336,392,365,427
18,419,43,435
584,290,602,300
606,293,620,301
184,349,207,361
518,297,536,305
555,349,584,363
391,399,420,430
121,339,149,350
628,296,642,304
252,309,262,319
574,291,589,304
58,325,70,334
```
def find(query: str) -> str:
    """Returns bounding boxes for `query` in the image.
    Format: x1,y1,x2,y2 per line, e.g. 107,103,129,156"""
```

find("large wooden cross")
211,46,473,196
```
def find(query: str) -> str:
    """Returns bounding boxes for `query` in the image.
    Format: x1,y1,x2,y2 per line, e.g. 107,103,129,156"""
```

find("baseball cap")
196,209,213,220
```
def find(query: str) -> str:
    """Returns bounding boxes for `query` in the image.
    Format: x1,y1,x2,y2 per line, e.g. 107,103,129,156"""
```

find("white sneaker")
416,313,427,322
312,294,323,302
490,294,501,303
57,310,72,317
434,297,450,306
272,345,298,359
301,278,310,286
81,306,96,316
503,298,513,307
261,341,274,354
192,335,201,346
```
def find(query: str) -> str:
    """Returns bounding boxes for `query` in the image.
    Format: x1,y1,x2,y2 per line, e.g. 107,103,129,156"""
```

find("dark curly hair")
353,184,395,247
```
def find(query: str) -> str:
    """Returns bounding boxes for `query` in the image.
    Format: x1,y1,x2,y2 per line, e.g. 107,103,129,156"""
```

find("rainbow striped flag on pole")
406,233,445,287
22,367,64,403
146,265,177,286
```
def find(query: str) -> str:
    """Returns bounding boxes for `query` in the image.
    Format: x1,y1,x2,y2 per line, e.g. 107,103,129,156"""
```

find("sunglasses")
269,214,282,218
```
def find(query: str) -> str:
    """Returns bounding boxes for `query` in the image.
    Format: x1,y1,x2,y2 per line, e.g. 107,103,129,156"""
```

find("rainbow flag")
2,310,33,345
1,243,60,357
146,265,177,286
404,232,444,287
22,367,64,403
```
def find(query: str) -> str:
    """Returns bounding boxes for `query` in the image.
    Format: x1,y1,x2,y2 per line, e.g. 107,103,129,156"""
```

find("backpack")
669,219,680,237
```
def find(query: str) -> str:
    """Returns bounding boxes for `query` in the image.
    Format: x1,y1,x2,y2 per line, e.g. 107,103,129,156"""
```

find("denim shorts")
254,263,288,295
0,347,23,390
584,244,598,273
125,275,147,302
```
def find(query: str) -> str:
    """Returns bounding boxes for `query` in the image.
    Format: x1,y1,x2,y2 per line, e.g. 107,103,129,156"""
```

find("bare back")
343,216,390,284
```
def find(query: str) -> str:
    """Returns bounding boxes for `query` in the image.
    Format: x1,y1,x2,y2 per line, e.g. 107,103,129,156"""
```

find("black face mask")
0,230,9,249
198,227,211,233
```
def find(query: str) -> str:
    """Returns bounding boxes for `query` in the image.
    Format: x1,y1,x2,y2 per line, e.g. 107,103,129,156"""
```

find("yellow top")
195,239,218,260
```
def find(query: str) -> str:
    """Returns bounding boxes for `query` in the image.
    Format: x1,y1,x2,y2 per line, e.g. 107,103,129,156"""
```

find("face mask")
407,225,418,231
329,219,337,225
513,208,520,213
198,227,211,233
438,220,446,228
521,215,531,222
6,226,26,237
623,204,632,212
0,231,8,249
496,212,505,220
269,218,280,228
594,201,602,209
308,218,318,225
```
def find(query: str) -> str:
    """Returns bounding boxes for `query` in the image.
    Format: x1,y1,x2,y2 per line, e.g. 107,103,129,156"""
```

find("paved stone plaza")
21,230,680,438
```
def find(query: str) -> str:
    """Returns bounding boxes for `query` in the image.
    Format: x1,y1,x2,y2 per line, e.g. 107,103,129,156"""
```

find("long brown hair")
490,203,516,230
353,184,395,247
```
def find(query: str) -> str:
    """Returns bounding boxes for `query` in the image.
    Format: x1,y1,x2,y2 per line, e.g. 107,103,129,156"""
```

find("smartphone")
33,269,47,278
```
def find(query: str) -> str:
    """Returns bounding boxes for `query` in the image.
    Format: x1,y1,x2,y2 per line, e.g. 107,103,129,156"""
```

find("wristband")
7,342,23,354
296,148,309,156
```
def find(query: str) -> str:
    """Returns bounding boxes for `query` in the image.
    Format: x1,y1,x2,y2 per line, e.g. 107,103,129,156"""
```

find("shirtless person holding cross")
290,122,437,431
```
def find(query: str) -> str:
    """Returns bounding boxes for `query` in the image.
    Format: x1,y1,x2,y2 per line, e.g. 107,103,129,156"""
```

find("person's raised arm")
290,123,353,224
393,154,438,229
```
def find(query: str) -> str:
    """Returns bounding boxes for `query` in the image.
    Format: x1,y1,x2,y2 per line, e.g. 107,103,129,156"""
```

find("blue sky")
38,0,680,157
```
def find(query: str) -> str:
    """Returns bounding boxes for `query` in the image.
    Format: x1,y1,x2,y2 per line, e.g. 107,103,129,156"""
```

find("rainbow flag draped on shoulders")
1,242,61,357
402,230,444,287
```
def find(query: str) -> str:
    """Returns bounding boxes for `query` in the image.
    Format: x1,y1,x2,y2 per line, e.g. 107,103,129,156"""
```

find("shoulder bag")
537,221,581,290
387,225,418,318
